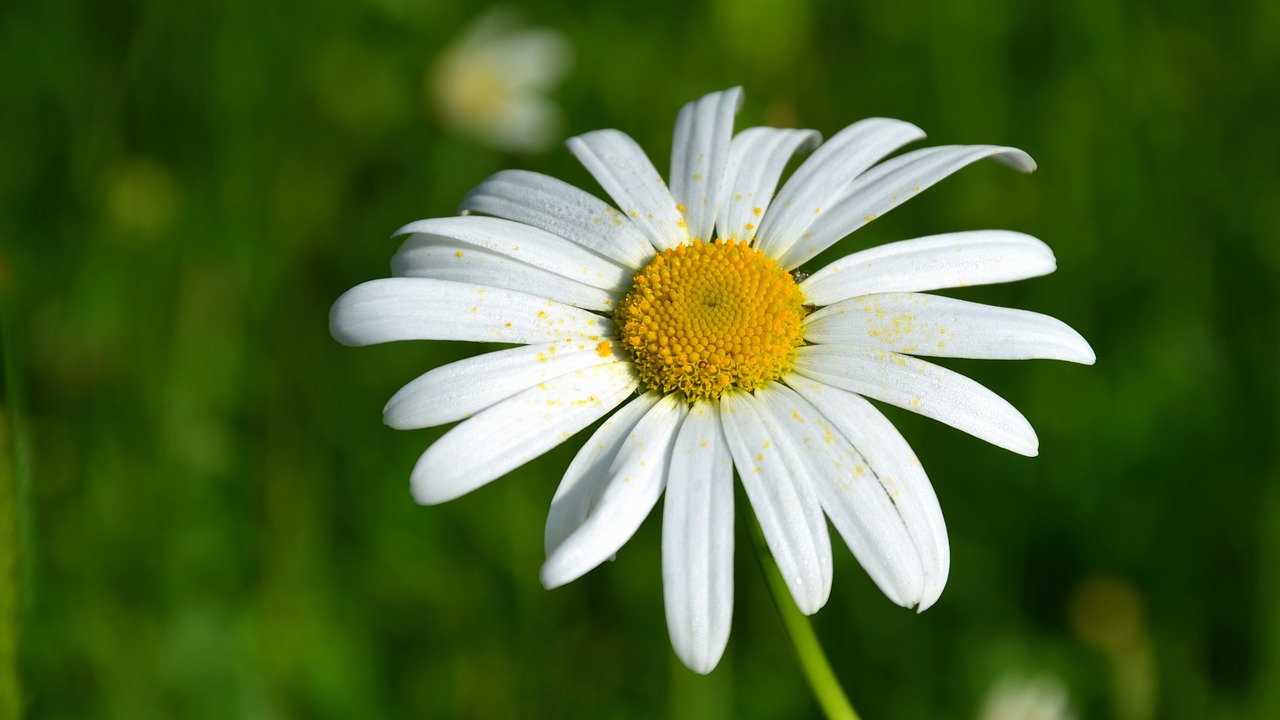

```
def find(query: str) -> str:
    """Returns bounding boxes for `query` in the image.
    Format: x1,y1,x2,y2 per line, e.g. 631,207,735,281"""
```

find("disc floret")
616,239,807,401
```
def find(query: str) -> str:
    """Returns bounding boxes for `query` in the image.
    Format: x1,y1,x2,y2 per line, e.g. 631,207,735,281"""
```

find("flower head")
429,9,570,153
331,88,1094,673
978,675,1076,720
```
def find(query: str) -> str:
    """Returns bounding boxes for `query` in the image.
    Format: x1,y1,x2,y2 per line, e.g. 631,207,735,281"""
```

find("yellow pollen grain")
614,238,807,402
596,340,612,358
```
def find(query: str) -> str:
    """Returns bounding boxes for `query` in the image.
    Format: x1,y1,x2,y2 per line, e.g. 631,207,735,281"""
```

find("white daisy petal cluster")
331,87,1094,674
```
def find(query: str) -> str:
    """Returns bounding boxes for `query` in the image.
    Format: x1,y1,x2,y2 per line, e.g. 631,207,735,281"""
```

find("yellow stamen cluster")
615,239,807,401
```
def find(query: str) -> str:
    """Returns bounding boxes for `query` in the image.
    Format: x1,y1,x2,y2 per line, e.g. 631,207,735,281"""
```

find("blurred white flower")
429,9,570,153
978,675,1076,720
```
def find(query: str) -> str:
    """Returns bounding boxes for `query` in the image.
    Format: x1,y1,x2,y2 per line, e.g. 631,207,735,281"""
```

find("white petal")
329,278,612,347
715,127,821,243
662,401,735,674
804,293,1097,364
669,87,743,243
719,390,832,614
756,118,925,260
393,215,631,292
755,383,925,609
410,362,637,505
543,393,660,559
384,340,628,429
540,394,687,588
784,375,950,610
566,129,690,250
458,169,655,270
780,145,1036,269
392,234,616,311
799,230,1057,305
793,344,1039,456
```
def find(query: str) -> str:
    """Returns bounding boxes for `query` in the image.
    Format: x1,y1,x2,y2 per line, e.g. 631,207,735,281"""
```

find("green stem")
745,512,860,720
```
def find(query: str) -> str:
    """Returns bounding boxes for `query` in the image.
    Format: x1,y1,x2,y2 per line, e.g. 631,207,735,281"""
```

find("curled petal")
756,118,925,260
780,145,1036,269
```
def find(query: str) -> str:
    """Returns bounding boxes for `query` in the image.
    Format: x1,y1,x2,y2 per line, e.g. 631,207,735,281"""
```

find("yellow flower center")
615,239,807,401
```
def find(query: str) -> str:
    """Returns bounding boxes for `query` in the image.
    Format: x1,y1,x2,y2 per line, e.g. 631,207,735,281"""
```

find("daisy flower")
330,87,1094,674
978,675,1076,720
429,9,571,153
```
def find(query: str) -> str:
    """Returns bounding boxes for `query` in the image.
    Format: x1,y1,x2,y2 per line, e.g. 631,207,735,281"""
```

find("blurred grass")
1,0,1278,717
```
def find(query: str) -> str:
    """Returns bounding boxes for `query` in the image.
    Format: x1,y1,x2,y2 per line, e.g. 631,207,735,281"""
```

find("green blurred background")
2,0,1278,717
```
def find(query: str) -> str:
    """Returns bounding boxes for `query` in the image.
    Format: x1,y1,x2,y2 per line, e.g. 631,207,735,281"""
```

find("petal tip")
328,296,363,347
1010,420,1040,457
676,650,722,675
1075,342,1098,366
410,479,448,506
915,586,943,613
410,453,469,506
1002,428,1040,458
1052,326,1097,365
792,588,828,616
382,407,421,432
995,148,1037,173
726,85,744,110
538,555,575,590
